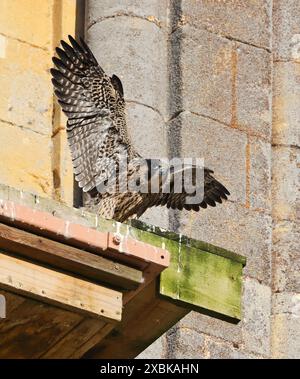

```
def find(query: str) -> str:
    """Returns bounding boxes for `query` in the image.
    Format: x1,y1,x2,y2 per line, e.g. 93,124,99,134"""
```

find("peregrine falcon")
51,36,230,222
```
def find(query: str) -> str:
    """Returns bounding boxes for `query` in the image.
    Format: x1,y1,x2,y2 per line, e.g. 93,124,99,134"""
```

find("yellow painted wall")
0,0,76,206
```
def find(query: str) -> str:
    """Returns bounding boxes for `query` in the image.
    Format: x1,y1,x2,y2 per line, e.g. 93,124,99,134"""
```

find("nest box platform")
0,185,246,358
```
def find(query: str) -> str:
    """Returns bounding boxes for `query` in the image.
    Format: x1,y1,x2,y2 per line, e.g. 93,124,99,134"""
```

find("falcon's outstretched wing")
51,35,136,193
132,163,229,220
151,166,230,211
52,37,230,222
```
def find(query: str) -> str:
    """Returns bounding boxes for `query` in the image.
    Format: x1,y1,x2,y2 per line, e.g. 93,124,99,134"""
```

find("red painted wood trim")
0,199,169,272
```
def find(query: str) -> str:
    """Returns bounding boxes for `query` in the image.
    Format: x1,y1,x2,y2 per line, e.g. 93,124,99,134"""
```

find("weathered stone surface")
51,129,74,207
272,146,299,223
242,278,272,356
168,111,247,204
136,336,165,359
0,38,52,135
272,292,300,316
236,44,272,140
0,122,53,197
86,17,168,117
272,314,300,358
176,202,272,285
205,337,260,359
273,0,300,61
172,26,233,125
273,62,300,147
181,0,272,50
165,327,206,359
272,221,300,293
178,311,242,345
140,206,169,231
0,0,52,49
249,138,272,210
86,0,169,29
126,102,168,158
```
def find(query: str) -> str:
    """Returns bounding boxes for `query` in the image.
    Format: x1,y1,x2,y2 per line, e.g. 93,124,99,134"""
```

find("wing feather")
51,36,136,193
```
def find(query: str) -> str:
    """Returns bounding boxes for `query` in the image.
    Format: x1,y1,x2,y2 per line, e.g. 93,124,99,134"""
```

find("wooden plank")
69,323,114,359
41,318,111,358
159,244,243,321
0,252,122,322
128,220,244,321
0,296,82,358
106,232,169,270
0,223,143,290
0,202,169,275
82,279,189,359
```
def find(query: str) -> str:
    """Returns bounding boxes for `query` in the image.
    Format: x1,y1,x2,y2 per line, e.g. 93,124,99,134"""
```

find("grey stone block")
204,337,260,359
86,17,168,117
242,278,271,356
236,44,272,140
86,0,169,29
249,137,272,210
126,102,168,158
273,62,300,147
272,313,300,358
165,327,206,359
273,0,300,61
272,146,299,223
168,111,247,204
178,311,242,345
140,206,170,230
272,292,300,316
181,0,272,50
272,221,300,293
172,26,233,125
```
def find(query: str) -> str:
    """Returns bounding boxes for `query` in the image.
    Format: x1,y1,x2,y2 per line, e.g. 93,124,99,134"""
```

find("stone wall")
86,0,299,358
0,0,76,205
0,0,298,359
271,0,300,359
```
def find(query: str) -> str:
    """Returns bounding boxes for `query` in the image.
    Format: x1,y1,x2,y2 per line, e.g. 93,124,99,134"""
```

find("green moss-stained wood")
159,244,243,321
129,220,244,322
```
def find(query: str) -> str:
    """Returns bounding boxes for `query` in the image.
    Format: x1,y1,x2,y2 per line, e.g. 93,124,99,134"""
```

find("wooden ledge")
0,200,169,272
0,223,143,291
0,187,246,358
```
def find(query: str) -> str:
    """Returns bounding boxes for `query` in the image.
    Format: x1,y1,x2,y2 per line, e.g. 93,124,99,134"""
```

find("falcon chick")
51,36,230,223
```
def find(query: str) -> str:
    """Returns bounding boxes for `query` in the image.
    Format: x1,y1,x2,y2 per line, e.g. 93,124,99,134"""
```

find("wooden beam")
82,279,189,359
159,244,243,321
0,202,169,277
0,252,122,322
130,219,244,322
0,223,143,290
